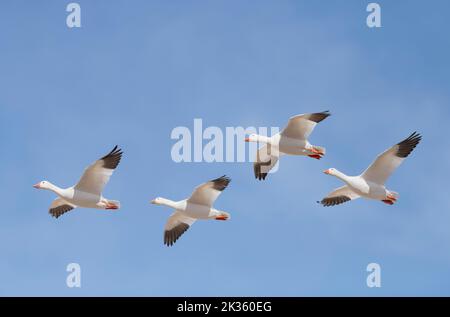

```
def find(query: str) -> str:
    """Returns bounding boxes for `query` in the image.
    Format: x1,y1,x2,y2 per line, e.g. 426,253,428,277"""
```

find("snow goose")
33,146,123,218
245,111,331,180
320,132,421,206
151,175,231,246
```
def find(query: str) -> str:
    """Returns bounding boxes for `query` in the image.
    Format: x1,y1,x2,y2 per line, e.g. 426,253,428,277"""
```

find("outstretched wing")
253,144,279,181
319,186,360,207
74,146,123,196
187,175,231,207
49,198,76,218
281,111,331,140
362,132,421,185
164,212,197,246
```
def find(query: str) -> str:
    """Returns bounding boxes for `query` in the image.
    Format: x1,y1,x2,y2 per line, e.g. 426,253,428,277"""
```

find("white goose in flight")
151,176,231,246
33,146,123,218
245,111,331,180
320,132,421,206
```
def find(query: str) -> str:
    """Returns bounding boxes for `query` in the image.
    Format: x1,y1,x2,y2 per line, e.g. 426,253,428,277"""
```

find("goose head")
244,133,259,143
150,197,178,209
33,180,51,190
151,197,164,205
323,168,338,176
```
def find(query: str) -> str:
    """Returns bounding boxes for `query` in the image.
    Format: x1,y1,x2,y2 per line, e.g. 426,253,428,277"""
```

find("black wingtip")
213,175,231,182
396,132,422,158
105,145,123,156
211,175,231,191
309,111,331,123
101,145,123,169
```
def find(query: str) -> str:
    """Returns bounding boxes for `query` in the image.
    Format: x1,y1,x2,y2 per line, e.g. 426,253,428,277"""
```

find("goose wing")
361,132,421,185
253,144,279,181
319,186,360,207
281,111,331,140
49,198,76,218
74,146,123,196
187,175,231,207
164,212,196,246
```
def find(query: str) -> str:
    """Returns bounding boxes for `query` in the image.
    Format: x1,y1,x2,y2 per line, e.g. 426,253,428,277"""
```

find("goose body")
34,146,123,218
151,176,231,246
246,111,331,180
320,132,421,206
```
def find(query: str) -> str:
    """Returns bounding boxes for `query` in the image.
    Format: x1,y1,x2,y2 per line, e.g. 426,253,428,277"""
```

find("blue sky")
0,0,449,296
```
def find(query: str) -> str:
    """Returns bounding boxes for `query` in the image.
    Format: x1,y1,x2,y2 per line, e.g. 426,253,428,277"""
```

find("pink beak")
33,183,40,189
323,169,331,175
244,137,250,142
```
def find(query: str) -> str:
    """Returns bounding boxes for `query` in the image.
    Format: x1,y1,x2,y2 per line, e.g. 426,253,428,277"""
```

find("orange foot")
382,200,394,205
308,154,322,160
105,203,119,210
387,194,397,201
